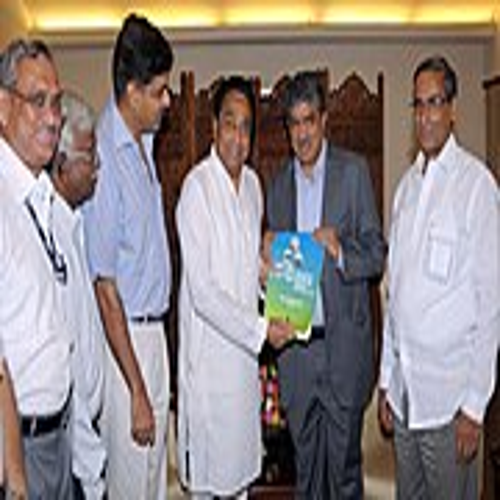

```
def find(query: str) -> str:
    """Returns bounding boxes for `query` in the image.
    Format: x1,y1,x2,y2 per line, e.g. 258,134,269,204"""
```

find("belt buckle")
132,313,164,324
29,416,38,437
22,415,38,437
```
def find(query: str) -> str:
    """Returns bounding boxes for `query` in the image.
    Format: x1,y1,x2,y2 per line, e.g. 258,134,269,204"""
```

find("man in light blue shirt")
83,14,173,500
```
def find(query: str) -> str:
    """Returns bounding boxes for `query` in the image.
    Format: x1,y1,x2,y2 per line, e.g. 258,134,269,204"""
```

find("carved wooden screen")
154,68,384,411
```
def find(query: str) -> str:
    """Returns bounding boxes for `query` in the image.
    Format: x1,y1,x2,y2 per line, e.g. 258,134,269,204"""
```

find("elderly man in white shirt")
379,55,500,500
51,90,106,500
0,39,73,499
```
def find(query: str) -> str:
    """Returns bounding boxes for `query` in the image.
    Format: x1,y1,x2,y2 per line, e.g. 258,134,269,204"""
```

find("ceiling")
14,0,500,33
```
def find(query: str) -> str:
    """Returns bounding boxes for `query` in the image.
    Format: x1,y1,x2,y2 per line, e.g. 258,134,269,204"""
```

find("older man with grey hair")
52,90,99,208
0,48,28,500
0,38,73,498
51,90,107,500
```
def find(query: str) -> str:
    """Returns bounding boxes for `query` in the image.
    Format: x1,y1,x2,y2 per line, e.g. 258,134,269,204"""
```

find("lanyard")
25,198,67,285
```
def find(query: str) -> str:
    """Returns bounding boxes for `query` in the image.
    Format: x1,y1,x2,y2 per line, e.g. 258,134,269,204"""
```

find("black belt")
310,326,326,340
131,313,165,324
21,394,70,438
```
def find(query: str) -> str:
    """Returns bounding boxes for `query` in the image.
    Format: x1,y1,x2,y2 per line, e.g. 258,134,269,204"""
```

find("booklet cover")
265,232,324,341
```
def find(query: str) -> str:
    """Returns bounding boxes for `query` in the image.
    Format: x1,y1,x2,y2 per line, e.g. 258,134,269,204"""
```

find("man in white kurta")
176,76,291,499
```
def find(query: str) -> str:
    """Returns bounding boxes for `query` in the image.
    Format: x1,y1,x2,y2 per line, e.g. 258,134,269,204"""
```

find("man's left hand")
455,410,481,463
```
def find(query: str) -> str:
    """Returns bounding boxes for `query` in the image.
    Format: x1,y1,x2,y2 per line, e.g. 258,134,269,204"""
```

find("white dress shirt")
0,137,72,416
57,200,106,499
380,134,500,429
295,139,327,326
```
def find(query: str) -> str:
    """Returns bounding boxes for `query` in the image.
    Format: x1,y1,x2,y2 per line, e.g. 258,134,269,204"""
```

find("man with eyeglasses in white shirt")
379,55,500,500
0,39,73,498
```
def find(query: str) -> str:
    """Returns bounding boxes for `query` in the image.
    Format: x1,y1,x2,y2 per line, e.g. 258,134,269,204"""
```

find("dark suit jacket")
266,143,385,436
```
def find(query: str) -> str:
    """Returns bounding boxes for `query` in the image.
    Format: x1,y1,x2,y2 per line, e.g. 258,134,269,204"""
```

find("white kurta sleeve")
176,169,267,357
462,172,500,422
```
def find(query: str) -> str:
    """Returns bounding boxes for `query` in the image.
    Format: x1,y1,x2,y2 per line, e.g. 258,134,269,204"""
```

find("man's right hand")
378,389,394,437
259,231,276,287
131,384,155,447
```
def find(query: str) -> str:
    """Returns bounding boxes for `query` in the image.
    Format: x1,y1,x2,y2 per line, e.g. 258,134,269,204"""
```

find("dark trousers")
291,397,364,500
73,476,85,500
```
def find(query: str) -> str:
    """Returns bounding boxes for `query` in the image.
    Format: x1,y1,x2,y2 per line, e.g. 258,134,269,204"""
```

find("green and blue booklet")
265,232,324,341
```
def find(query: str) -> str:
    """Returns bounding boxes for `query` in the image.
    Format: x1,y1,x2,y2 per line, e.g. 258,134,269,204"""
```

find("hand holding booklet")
264,232,324,341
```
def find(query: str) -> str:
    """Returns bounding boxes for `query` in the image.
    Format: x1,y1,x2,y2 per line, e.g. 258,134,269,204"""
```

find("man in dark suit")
265,71,385,499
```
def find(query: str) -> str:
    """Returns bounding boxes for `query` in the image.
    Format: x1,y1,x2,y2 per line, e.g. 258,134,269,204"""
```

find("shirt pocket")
424,223,457,285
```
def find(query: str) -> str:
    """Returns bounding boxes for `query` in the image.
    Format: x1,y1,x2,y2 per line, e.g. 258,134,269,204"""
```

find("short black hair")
282,70,326,122
413,55,458,101
112,13,174,100
212,75,257,147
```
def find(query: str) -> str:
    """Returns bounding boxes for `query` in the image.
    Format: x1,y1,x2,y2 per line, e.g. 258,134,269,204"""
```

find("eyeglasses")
7,87,62,116
411,94,450,112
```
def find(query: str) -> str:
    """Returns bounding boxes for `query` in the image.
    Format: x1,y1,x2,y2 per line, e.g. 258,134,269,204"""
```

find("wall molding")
36,22,495,48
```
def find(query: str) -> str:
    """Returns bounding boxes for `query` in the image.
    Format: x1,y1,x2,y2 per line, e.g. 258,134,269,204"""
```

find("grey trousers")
23,421,73,500
394,415,477,500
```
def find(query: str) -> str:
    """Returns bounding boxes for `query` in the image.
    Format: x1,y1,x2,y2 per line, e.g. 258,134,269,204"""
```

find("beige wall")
495,18,500,73
0,0,28,48
50,27,491,229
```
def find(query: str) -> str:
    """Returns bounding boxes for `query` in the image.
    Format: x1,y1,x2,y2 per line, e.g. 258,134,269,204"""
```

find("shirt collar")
110,97,136,151
210,144,247,195
414,133,457,177
109,96,154,154
0,136,38,204
293,138,327,183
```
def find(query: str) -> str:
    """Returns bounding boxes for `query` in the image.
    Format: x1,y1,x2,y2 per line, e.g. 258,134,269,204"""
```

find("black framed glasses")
410,94,451,112
7,87,62,116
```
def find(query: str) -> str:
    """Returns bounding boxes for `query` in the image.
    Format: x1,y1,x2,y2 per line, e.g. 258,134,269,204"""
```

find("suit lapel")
321,145,343,228
284,160,297,230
